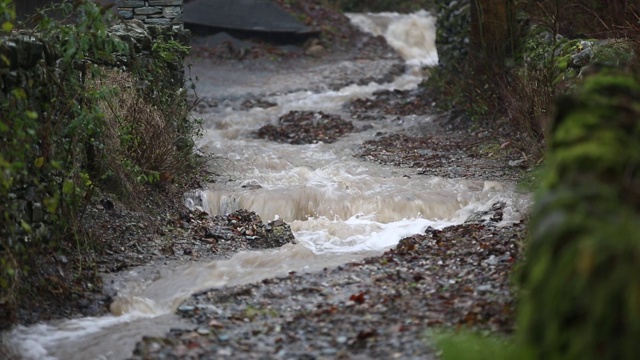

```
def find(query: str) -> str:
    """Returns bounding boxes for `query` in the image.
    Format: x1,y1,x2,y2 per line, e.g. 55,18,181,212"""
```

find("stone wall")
435,0,470,70
0,20,189,244
117,0,184,28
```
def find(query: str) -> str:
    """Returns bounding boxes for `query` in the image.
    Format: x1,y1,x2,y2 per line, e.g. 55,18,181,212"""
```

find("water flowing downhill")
6,11,530,360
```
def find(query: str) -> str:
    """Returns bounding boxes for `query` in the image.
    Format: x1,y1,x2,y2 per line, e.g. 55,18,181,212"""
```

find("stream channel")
6,10,530,360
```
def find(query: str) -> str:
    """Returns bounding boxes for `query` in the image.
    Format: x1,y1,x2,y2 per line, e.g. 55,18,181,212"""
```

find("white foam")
7,312,155,360
294,214,455,253
267,73,423,114
347,10,439,66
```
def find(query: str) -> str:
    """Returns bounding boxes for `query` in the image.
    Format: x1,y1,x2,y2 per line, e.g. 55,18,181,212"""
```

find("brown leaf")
350,292,366,304
357,329,378,340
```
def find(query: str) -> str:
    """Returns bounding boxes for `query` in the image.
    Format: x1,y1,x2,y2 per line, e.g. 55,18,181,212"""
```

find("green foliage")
541,72,640,189
516,71,640,360
436,331,534,360
0,0,202,312
152,37,189,63
0,0,13,33
0,0,123,304
436,70,640,360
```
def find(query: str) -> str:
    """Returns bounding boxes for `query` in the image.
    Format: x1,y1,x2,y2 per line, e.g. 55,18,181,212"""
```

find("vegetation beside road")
0,0,203,326
433,2,640,359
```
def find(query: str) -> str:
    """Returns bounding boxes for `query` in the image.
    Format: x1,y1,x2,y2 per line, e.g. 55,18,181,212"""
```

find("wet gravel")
90,196,296,271
347,88,531,182
257,111,356,144
347,88,434,117
133,219,526,359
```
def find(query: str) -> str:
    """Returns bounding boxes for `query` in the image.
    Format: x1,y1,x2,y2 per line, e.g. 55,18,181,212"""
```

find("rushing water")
5,11,529,360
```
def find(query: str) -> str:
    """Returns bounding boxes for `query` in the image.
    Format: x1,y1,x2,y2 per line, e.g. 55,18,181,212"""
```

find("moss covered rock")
521,27,635,90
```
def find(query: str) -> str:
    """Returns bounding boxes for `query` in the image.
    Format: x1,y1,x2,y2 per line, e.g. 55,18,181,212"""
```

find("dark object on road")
184,0,315,34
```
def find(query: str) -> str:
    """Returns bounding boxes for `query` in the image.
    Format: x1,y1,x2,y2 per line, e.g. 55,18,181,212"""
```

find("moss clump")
516,70,640,360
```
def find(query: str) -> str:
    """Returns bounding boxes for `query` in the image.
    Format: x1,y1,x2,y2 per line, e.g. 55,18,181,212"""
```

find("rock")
100,198,115,211
31,202,44,222
241,180,263,190
178,305,195,313
196,327,210,335
571,46,593,68
109,20,153,53
484,255,498,266
256,111,355,145
464,201,506,225
263,219,297,248
305,44,325,58
78,298,91,308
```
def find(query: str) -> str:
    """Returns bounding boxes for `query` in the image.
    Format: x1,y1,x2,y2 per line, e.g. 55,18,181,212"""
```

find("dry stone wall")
117,0,184,28
0,19,189,244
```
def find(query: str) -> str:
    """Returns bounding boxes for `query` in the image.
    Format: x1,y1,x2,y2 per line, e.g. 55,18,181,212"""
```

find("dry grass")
498,68,552,160
90,70,194,201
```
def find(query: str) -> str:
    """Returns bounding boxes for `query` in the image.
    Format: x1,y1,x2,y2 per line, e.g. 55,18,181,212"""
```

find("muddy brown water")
5,11,530,360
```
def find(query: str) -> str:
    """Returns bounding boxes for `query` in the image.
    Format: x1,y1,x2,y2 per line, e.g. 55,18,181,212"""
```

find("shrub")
0,0,201,315
437,68,640,360
1,0,125,300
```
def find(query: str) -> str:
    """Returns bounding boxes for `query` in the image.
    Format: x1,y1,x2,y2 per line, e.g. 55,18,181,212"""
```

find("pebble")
321,347,338,355
485,255,499,265
177,305,195,313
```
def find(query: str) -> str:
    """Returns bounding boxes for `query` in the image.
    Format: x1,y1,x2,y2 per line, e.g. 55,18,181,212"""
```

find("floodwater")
5,10,529,360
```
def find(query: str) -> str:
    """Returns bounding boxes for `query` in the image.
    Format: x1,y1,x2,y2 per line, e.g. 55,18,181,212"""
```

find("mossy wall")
0,0,195,313
516,71,640,360
0,19,188,244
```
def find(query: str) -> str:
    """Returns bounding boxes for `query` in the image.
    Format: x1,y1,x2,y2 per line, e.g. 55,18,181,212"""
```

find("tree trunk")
469,0,516,64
